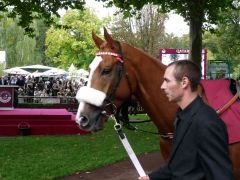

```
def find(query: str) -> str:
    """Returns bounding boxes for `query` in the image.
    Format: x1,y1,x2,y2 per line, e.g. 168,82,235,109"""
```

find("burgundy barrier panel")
0,86,16,110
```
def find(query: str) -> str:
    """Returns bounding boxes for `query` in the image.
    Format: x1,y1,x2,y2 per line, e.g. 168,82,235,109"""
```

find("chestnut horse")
76,28,240,179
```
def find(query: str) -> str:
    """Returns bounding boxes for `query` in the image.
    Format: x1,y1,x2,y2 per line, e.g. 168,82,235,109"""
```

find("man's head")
161,60,201,104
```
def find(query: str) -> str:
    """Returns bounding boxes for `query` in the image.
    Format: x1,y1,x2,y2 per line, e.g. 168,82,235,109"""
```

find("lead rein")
112,115,146,177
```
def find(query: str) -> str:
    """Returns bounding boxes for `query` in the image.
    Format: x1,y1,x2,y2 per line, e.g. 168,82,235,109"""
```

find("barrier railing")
17,96,146,114
17,96,78,113
18,96,77,104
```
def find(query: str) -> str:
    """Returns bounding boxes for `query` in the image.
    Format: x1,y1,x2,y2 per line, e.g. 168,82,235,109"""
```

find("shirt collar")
177,96,202,120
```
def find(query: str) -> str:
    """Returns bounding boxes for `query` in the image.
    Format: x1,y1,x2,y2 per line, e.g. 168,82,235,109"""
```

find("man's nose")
160,85,163,90
160,82,165,90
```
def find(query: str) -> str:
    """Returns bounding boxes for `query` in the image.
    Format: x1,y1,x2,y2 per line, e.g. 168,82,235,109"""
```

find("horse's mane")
121,42,167,70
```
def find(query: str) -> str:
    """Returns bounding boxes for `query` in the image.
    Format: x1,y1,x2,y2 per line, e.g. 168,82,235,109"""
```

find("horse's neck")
123,43,177,132
123,43,165,84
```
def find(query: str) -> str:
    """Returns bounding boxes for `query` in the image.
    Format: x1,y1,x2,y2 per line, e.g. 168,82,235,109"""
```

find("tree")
216,6,240,65
34,20,49,66
0,0,236,70
97,0,236,69
0,62,5,76
203,6,240,78
202,32,219,60
163,34,189,50
0,14,43,68
0,0,85,35
110,4,189,59
110,4,168,58
45,8,109,69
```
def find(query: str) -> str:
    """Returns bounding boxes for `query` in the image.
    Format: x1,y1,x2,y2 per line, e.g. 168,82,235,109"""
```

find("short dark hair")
168,60,201,91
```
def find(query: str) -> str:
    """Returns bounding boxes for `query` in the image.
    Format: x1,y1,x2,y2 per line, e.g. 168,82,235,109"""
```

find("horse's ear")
103,27,114,48
92,30,104,49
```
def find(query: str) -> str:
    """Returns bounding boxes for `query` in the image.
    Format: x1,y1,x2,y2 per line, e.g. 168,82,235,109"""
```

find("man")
0,76,3,85
139,60,234,180
0,76,8,85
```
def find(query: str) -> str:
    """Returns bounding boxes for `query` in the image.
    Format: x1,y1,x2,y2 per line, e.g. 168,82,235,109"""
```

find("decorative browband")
96,52,123,63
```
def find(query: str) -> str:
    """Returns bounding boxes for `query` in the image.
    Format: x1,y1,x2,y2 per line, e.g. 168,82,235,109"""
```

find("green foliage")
203,32,219,59
110,4,189,59
203,6,240,76
0,119,159,180
215,7,240,66
45,9,109,69
0,14,47,68
110,4,169,58
0,62,5,76
163,34,189,49
34,20,49,66
97,0,236,68
232,66,240,79
99,0,235,28
0,0,86,35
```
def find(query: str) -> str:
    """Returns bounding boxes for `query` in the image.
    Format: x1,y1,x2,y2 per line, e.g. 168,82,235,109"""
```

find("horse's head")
75,27,136,132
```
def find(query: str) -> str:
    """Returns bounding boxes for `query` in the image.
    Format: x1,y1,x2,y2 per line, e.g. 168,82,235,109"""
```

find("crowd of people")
0,74,86,98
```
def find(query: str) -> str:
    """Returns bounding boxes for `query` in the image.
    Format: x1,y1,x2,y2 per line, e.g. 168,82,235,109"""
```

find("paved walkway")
59,151,164,180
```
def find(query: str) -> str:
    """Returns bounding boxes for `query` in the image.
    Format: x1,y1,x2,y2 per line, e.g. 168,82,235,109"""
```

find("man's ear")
181,76,190,89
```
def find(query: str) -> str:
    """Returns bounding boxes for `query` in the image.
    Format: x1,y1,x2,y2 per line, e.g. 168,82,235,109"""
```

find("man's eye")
101,68,112,75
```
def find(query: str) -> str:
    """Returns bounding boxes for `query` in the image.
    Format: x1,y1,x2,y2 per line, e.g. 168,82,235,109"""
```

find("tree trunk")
189,16,203,69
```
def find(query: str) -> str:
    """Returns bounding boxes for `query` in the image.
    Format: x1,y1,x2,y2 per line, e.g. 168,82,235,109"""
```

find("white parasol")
42,68,68,76
4,67,30,75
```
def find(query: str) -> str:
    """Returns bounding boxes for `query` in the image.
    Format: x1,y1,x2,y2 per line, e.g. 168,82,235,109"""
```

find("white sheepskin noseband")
76,86,106,107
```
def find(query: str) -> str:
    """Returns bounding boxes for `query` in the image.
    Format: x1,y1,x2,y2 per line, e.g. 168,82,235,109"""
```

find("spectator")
16,75,25,88
0,76,8,85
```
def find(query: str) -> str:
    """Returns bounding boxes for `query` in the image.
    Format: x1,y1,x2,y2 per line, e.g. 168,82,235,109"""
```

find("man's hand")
138,175,150,180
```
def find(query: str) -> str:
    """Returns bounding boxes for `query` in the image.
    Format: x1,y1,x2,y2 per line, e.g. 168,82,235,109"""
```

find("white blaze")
75,56,106,124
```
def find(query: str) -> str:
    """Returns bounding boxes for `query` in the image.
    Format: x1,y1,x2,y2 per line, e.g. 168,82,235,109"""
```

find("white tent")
42,68,68,76
68,63,76,72
20,64,53,70
29,70,43,77
19,64,54,73
76,69,89,77
4,67,30,75
68,63,77,79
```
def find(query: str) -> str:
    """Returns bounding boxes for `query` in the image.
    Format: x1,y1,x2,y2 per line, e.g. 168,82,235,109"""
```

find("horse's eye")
101,68,112,76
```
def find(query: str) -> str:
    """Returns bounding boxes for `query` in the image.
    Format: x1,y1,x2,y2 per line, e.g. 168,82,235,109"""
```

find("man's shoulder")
194,101,226,128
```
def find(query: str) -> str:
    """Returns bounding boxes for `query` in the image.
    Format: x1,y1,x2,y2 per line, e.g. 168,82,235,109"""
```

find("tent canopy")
29,70,43,77
42,68,68,76
4,67,30,75
19,64,53,73
76,69,89,77
68,63,76,72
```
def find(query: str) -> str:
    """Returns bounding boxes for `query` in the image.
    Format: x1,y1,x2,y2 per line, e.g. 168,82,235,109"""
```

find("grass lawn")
0,115,160,180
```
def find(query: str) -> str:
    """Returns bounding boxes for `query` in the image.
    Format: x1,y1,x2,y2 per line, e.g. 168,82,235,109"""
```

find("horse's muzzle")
76,111,106,132
78,116,89,128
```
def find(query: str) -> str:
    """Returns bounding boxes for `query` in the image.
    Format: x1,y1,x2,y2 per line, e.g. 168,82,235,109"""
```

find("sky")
0,51,6,63
85,0,189,37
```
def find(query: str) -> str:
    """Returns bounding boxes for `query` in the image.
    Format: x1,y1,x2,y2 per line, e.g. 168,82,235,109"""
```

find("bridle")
96,42,132,117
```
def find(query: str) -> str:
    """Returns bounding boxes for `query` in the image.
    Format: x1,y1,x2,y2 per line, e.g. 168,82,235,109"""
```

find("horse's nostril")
79,116,89,127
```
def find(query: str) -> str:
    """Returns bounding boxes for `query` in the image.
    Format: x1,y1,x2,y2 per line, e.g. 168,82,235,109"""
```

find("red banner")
160,48,189,54
0,86,15,109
